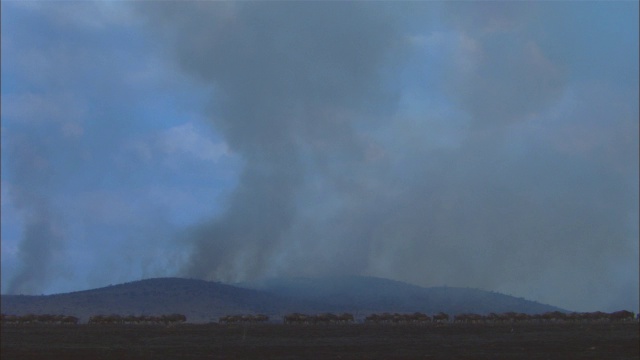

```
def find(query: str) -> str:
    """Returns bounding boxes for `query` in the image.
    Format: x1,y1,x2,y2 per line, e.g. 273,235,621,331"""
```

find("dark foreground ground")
2,322,638,359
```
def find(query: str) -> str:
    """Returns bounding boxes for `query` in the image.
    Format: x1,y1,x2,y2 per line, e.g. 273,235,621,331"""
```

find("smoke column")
4,133,67,294
139,2,406,281
138,1,638,311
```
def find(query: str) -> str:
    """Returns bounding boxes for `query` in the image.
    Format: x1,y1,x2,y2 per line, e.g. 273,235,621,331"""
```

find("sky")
1,1,638,313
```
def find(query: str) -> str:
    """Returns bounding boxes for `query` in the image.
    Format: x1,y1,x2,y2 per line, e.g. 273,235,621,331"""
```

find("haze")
1,1,638,313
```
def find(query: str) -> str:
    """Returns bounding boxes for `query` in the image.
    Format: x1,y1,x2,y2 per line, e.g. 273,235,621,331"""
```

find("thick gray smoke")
140,2,406,281
138,2,638,311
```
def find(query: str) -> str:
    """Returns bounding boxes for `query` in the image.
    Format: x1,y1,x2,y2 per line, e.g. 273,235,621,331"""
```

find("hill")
239,276,566,315
0,278,317,323
1,276,566,323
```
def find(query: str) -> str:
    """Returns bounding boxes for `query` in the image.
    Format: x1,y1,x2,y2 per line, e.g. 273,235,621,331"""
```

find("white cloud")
159,122,229,162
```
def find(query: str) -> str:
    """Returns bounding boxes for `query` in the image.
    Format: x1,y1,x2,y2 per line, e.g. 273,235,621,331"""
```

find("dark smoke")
140,2,405,281
137,2,638,311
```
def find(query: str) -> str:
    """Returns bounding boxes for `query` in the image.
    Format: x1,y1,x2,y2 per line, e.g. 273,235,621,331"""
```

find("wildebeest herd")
88,314,187,325
219,314,269,324
0,313,186,325
1,314,79,325
283,312,355,324
1,309,636,326
284,310,637,325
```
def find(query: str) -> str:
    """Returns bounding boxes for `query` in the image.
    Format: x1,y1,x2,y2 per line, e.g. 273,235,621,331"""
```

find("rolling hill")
239,276,566,315
0,278,317,323
1,276,566,323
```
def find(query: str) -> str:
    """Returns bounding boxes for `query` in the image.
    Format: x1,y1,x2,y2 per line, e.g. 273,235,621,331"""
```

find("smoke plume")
140,2,406,281
4,132,67,294
3,1,636,313
137,2,639,312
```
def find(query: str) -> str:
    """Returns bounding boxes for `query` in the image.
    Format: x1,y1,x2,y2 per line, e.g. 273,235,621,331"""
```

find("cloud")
158,122,229,163
1,1,218,295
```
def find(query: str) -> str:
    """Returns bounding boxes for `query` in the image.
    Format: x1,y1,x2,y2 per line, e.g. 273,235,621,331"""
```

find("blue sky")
1,1,638,313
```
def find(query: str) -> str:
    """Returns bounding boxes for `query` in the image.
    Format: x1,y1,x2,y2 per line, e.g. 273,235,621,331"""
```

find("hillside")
0,278,317,323
1,276,566,323
239,276,566,315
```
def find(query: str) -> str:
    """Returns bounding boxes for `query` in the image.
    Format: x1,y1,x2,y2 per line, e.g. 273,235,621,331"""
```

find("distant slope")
239,276,567,315
1,276,566,323
0,278,317,323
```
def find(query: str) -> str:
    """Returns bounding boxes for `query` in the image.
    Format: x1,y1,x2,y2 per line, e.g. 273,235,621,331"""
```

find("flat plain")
2,322,638,359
